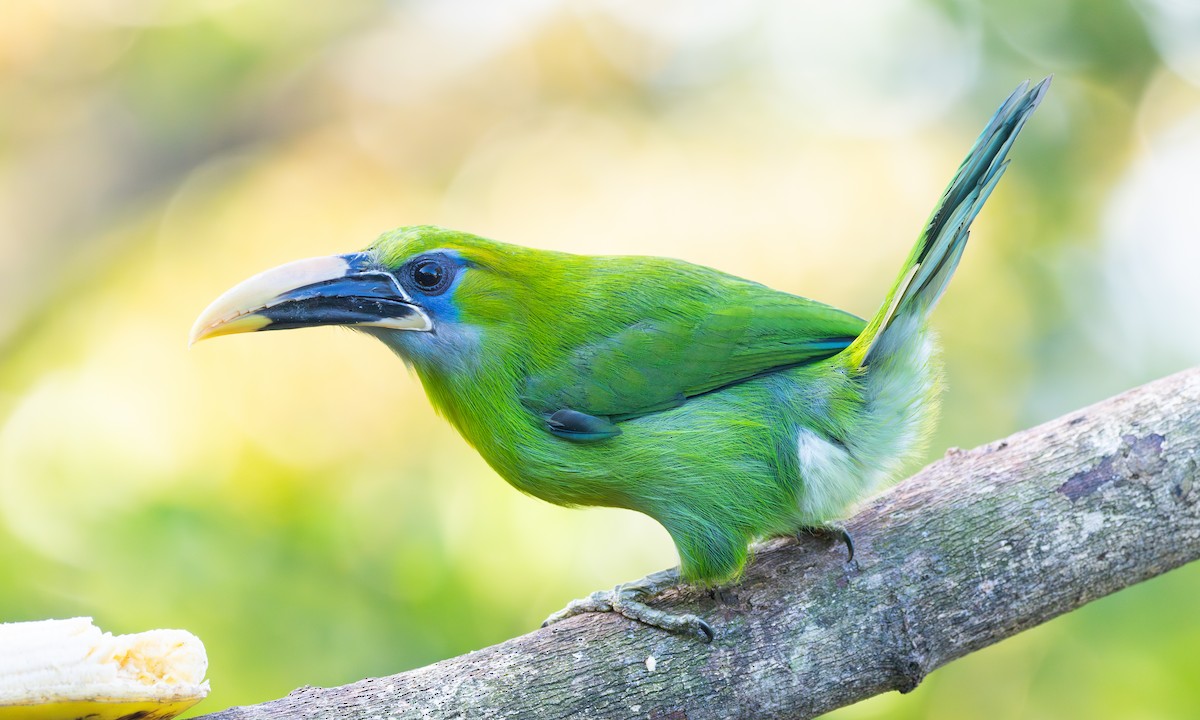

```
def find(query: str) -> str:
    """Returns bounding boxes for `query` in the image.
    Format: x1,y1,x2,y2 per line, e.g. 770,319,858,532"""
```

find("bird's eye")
409,256,453,294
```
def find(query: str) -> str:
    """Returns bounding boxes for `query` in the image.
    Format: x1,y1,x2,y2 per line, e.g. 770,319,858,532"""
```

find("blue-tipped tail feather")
849,77,1050,367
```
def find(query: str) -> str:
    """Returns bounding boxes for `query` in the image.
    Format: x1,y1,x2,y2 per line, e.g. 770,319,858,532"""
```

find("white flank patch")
796,427,859,519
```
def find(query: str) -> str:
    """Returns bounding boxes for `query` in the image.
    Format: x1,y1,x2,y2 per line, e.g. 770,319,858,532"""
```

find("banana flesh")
0,617,209,720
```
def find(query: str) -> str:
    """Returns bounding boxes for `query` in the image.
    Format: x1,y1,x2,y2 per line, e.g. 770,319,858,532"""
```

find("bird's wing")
522,285,866,424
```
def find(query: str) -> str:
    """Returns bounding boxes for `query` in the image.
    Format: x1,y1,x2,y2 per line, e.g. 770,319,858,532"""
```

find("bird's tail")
844,78,1049,369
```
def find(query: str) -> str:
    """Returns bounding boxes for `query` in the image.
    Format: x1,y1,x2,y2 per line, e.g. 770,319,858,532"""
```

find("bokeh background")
2,0,1198,717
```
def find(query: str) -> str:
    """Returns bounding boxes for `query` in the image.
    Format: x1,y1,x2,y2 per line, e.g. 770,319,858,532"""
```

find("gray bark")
197,367,1200,720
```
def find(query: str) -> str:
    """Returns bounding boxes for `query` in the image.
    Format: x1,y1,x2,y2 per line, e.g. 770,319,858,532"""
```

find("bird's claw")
612,586,715,642
797,522,855,562
541,568,714,642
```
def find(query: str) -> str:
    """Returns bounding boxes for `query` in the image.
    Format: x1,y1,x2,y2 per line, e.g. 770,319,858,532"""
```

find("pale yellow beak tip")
188,313,273,347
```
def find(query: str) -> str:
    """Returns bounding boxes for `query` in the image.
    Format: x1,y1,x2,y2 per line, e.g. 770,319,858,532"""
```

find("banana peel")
0,617,209,720
0,700,202,720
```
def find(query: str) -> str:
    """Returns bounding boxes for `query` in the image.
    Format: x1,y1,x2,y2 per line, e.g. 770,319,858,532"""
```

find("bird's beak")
189,252,431,345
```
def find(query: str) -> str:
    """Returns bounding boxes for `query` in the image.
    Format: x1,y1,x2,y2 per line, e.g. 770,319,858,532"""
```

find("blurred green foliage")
1,1,1198,717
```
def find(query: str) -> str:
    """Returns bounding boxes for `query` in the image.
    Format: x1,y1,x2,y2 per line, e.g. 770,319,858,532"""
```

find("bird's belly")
485,360,926,533
504,374,816,521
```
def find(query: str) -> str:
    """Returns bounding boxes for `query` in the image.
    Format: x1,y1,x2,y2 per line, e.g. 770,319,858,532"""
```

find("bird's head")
190,226,556,375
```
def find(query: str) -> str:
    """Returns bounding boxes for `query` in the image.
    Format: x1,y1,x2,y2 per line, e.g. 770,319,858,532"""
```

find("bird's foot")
542,567,714,643
796,522,855,563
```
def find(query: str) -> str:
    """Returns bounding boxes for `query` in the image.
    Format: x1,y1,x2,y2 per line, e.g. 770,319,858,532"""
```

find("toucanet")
191,79,1049,641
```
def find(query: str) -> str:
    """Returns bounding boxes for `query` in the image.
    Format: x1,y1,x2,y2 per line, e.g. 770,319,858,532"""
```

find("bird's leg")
542,567,714,642
611,569,715,642
795,522,855,562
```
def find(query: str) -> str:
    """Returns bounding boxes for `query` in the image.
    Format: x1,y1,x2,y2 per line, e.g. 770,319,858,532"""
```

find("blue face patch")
360,249,481,374
394,250,469,325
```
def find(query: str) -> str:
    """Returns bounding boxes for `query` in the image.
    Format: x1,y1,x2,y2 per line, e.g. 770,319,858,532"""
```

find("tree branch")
197,367,1200,720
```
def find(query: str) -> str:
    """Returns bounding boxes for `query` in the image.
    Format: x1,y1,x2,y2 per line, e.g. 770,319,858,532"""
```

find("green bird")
191,79,1048,641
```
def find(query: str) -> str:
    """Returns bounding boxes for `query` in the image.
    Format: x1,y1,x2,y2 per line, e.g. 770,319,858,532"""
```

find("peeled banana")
0,617,209,720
